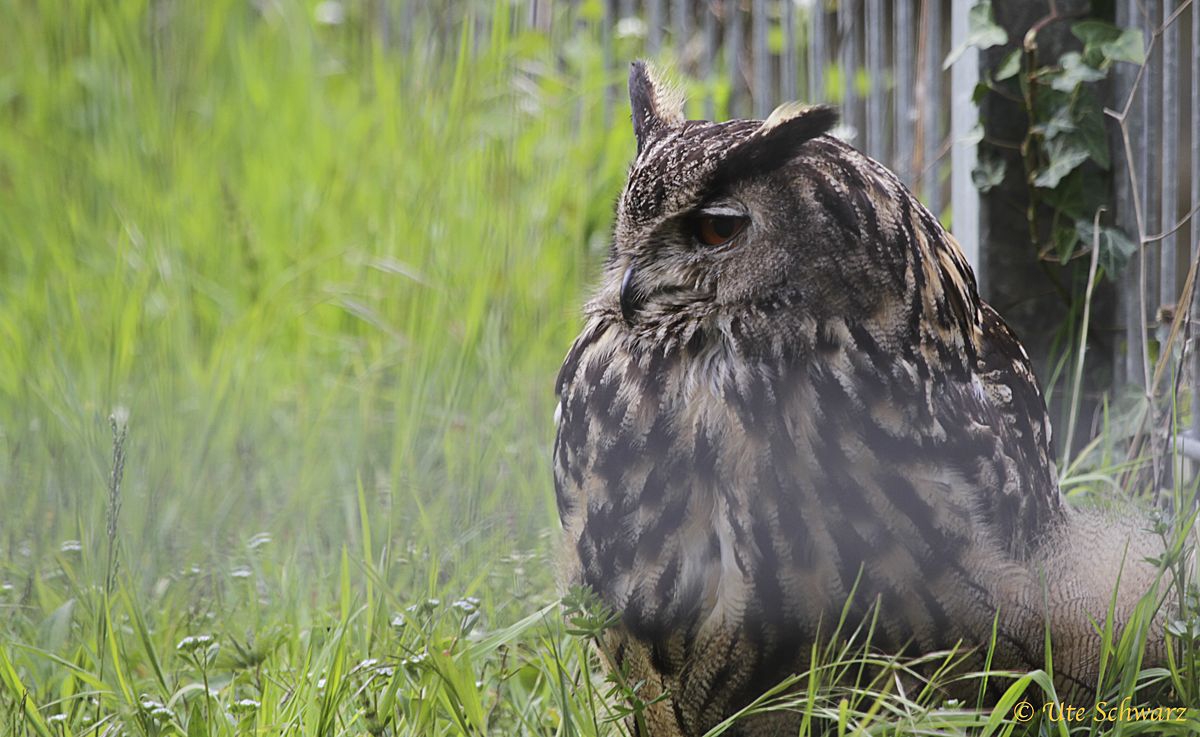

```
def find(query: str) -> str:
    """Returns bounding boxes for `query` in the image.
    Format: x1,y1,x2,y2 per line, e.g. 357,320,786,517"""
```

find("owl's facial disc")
619,200,750,326
616,62,840,325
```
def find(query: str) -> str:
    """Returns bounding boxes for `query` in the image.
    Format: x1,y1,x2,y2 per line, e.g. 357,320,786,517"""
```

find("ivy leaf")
1031,107,1075,140
1049,52,1106,92
1053,225,1080,263
972,155,1007,193
1102,29,1145,65
994,49,1021,81
1076,219,1137,273
966,1,1009,48
1071,91,1109,169
944,1,1008,69
1071,20,1122,50
1042,168,1110,220
1071,21,1145,66
1041,171,1085,219
1034,138,1090,188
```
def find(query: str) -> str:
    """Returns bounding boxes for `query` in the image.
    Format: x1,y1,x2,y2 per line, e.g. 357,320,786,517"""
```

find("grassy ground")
1,2,1196,735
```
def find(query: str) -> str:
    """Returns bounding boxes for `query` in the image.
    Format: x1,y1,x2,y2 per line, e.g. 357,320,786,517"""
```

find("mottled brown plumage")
553,63,1164,736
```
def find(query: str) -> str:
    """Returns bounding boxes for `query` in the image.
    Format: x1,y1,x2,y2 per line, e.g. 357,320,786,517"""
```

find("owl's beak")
619,265,638,325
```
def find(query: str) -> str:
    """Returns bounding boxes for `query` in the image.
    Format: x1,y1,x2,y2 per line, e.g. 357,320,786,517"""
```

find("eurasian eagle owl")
553,62,1164,737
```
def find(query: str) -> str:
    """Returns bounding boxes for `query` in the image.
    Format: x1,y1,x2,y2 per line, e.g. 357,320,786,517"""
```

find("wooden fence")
387,0,1199,421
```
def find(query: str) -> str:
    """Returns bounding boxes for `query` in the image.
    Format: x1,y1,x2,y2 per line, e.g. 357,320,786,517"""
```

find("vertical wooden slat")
782,0,797,102
1115,0,1141,386
649,0,664,52
1193,0,1200,264
949,0,981,277
1160,0,1178,304
865,0,884,160
752,0,769,116
672,0,692,53
729,0,744,116
922,0,944,215
809,0,826,103
1142,0,1161,324
894,0,914,185
1191,0,1200,434
838,0,858,140
704,0,718,118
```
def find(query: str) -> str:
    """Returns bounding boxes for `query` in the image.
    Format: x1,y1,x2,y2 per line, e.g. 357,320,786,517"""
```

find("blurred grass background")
0,0,646,731
1,0,619,588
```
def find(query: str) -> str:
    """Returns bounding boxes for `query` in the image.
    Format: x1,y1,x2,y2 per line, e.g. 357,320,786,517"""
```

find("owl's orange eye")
692,215,747,246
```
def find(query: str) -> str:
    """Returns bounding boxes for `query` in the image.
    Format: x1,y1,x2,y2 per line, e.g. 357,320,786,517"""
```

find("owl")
553,62,1164,737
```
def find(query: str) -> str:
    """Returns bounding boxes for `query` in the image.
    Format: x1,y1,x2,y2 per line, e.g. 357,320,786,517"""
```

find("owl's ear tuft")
629,61,685,154
760,102,837,134
712,103,838,185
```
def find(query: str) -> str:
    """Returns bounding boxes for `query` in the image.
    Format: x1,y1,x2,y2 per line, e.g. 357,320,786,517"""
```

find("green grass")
1,2,1197,735
0,1,625,732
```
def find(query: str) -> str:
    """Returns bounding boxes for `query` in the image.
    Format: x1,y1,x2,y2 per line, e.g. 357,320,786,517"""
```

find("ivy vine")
963,0,1144,276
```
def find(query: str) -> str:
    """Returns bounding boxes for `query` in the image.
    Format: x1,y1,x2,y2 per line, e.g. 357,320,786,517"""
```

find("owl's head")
605,62,977,352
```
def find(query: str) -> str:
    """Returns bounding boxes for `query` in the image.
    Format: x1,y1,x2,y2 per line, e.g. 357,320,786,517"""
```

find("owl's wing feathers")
823,142,1065,560
788,138,1065,561
966,301,1064,556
